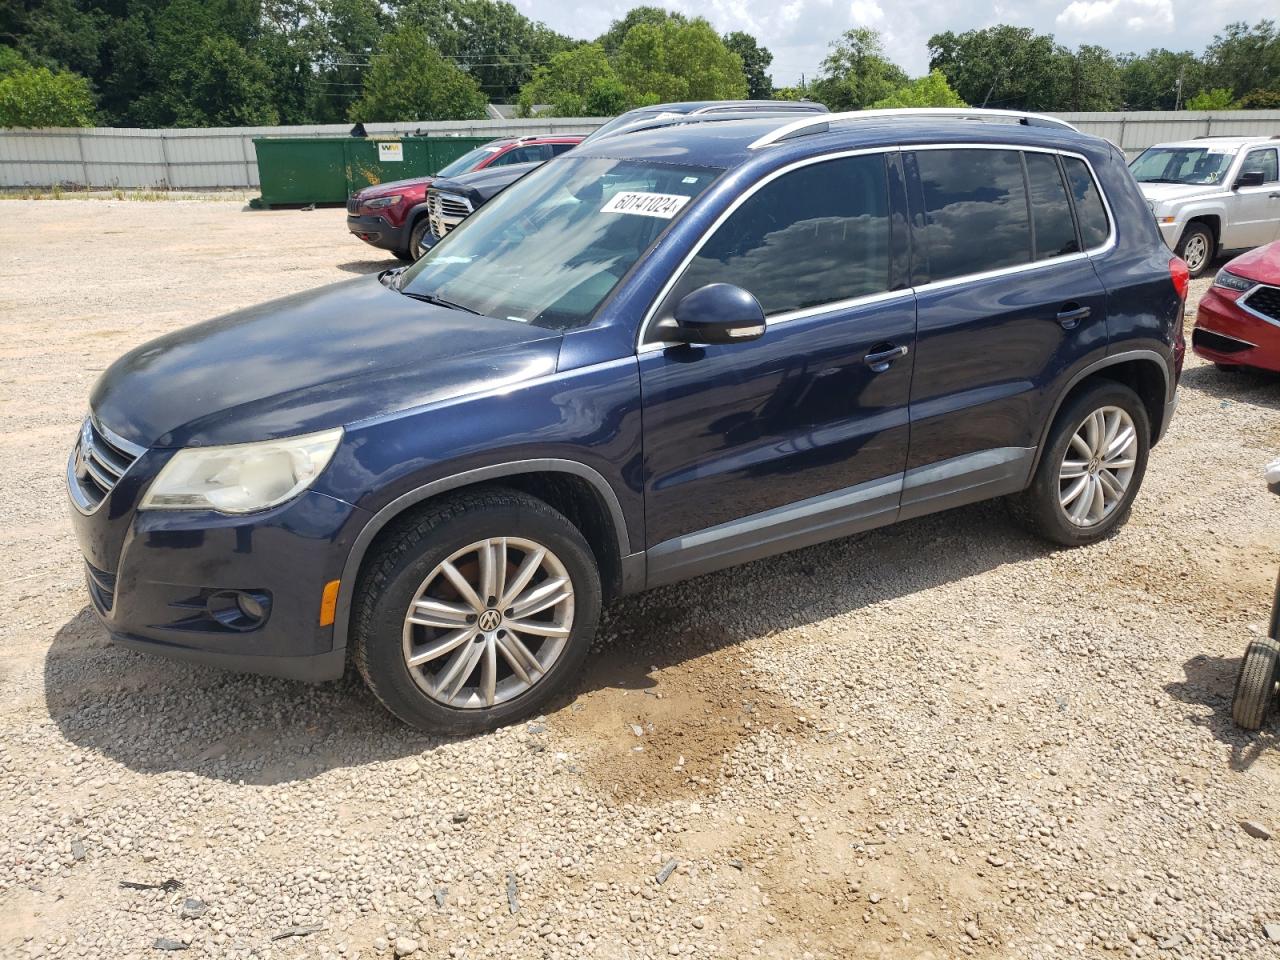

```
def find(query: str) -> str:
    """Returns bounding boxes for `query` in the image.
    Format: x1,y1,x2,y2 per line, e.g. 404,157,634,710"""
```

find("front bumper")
1157,220,1180,249
347,213,406,252
69,445,368,682
1193,287,1280,373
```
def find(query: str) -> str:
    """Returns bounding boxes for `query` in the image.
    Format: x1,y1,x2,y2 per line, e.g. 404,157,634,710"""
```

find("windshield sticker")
601,191,691,219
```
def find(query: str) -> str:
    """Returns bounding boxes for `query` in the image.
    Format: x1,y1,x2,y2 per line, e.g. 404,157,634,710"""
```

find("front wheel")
1233,637,1279,730
351,489,601,734
1176,223,1214,278
408,218,432,261
1009,381,1151,546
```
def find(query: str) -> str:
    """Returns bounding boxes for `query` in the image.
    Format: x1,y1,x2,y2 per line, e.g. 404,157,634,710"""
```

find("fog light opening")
206,589,271,631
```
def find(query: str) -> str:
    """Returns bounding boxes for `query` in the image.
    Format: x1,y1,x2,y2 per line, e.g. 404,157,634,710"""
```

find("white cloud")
849,0,886,25
1056,0,1173,32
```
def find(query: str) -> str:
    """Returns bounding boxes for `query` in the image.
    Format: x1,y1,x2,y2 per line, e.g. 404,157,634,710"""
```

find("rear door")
638,152,916,584
901,146,1109,518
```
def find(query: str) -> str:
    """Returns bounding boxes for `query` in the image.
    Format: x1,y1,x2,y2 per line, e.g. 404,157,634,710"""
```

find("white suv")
1130,136,1280,277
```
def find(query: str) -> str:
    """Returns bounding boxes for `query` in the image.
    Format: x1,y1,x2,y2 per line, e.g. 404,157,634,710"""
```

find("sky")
514,0,1248,86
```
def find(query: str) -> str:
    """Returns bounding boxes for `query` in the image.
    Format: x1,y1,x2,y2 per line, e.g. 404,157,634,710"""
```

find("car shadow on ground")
46,499,1055,786
1181,361,1280,409
1165,652,1279,772
334,258,395,275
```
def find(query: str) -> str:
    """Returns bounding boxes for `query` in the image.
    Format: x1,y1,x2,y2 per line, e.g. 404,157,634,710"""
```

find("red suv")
346,136,582,260
1193,240,1280,374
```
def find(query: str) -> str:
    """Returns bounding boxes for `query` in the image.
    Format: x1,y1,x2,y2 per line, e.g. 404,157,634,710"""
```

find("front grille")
427,191,473,239
1242,285,1280,324
85,561,117,612
69,417,142,512
346,196,360,214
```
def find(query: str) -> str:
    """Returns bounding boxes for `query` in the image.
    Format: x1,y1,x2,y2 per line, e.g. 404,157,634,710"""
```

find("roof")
1144,136,1276,150
573,109,1112,172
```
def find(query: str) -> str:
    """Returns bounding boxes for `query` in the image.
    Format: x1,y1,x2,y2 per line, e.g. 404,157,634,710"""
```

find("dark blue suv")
68,109,1187,732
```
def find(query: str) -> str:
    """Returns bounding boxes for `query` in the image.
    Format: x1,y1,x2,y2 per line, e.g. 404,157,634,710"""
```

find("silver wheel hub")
1058,405,1138,528
1184,234,1207,271
402,537,574,709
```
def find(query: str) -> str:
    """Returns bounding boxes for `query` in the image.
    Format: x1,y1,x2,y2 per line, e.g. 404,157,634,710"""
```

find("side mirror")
658,283,766,346
1234,170,1265,189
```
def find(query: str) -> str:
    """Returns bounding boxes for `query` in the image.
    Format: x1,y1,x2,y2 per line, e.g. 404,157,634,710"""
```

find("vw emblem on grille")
477,609,503,632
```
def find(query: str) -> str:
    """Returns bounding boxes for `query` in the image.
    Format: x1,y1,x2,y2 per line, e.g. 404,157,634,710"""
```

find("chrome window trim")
636,143,1115,352
1239,285,1280,330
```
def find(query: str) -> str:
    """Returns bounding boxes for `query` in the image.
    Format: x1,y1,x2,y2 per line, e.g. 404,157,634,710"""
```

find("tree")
517,43,626,117
349,25,486,121
394,0,576,104
1203,20,1279,100
164,35,279,126
723,31,773,100
1185,87,1237,110
1240,88,1280,109
810,28,907,111
1065,45,1123,111
598,6,686,57
0,64,96,127
870,70,965,109
1120,49,1204,110
615,18,747,104
312,0,386,123
928,26,1066,110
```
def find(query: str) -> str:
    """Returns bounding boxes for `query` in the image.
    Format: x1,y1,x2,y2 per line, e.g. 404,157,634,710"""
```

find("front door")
901,147,1110,518
1230,147,1280,249
637,152,916,585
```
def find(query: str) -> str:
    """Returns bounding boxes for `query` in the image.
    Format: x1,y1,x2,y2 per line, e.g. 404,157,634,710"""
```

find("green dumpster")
251,136,492,208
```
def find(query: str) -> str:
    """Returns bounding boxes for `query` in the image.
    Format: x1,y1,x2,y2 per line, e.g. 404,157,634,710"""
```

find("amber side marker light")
319,580,341,627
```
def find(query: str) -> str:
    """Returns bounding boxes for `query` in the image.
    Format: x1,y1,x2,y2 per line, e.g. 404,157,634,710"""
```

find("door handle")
864,344,909,371
1056,304,1092,329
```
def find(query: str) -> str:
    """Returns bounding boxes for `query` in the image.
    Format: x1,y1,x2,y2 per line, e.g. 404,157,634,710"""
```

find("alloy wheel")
1182,233,1208,274
401,537,575,708
1058,405,1138,527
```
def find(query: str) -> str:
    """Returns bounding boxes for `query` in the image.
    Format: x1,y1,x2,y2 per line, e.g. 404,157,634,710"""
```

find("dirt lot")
1,198,1278,960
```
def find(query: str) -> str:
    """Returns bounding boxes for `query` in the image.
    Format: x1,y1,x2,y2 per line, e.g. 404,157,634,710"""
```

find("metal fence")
0,119,606,190
1,111,1278,190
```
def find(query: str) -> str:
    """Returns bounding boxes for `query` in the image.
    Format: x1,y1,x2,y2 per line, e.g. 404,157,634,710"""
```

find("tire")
1232,637,1279,731
1176,223,1214,278
1009,380,1151,547
391,246,415,263
351,489,601,734
408,219,432,261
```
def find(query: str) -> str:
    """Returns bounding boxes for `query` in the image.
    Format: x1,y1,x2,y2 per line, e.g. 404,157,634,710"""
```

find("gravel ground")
1,198,1279,960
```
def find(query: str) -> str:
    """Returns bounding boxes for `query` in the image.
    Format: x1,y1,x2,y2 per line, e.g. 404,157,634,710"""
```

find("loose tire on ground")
1009,380,1151,547
351,488,601,734
1232,636,1279,731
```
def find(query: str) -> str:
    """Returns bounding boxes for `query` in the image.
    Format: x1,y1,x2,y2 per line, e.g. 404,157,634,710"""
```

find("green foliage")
614,18,747,104
1185,87,1238,110
1239,87,1280,109
518,44,626,117
598,7,686,57
771,86,808,102
0,64,96,127
723,31,773,100
810,28,908,110
1119,49,1204,110
870,70,966,109
0,47,28,77
348,25,487,122
928,26,1067,110
1203,20,1280,100
163,35,279,126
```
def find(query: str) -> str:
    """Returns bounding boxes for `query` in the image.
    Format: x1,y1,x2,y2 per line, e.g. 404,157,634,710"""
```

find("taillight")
1169,256,1190,301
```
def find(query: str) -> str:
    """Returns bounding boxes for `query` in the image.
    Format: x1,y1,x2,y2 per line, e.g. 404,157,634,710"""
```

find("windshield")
1130,146,1236,185
400,157,721,331
435,144,502,178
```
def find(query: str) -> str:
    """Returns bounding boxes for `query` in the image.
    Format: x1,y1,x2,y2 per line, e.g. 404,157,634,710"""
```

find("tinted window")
1025,152,1080,260
1062,157,1109,249
675,154,890,317
1242,148,1279,183
915,149,1030,281
550,142,577,156
491,145,550,167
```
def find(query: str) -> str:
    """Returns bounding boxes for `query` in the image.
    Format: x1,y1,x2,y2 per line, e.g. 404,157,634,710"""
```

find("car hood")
1137,182,1223,206
432,162,541,204
91,275,562,449
354,176,431,199
1223,239,1280,283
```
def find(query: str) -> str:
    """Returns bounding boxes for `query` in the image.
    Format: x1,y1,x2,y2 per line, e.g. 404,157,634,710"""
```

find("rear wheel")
1232,637,1279,731
1176,223,1214,278
408,219,432,261
1009,381,1150,546
351,489,601,734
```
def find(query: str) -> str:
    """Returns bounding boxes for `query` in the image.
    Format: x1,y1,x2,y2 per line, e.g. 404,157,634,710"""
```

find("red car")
1193,240,1280,374
346,135,582,260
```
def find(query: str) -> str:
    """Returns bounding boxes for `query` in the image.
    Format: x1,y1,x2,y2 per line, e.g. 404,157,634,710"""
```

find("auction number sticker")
601,191,690,219
377,142,404,162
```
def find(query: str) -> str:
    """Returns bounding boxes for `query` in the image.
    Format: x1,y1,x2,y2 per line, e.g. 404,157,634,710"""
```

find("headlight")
363,195,402,210
1212,269,1256,293
140,428,343,514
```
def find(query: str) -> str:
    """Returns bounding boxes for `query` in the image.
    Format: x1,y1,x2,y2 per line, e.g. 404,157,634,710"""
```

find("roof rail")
748,108,1079,150
592,110,829,142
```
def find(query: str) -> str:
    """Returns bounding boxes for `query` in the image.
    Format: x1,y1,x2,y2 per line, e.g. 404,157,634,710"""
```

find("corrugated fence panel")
2,113,1278,188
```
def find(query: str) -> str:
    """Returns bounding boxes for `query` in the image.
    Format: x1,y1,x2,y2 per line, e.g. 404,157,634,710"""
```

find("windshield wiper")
400,290,482,315
1142,177,1187,184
